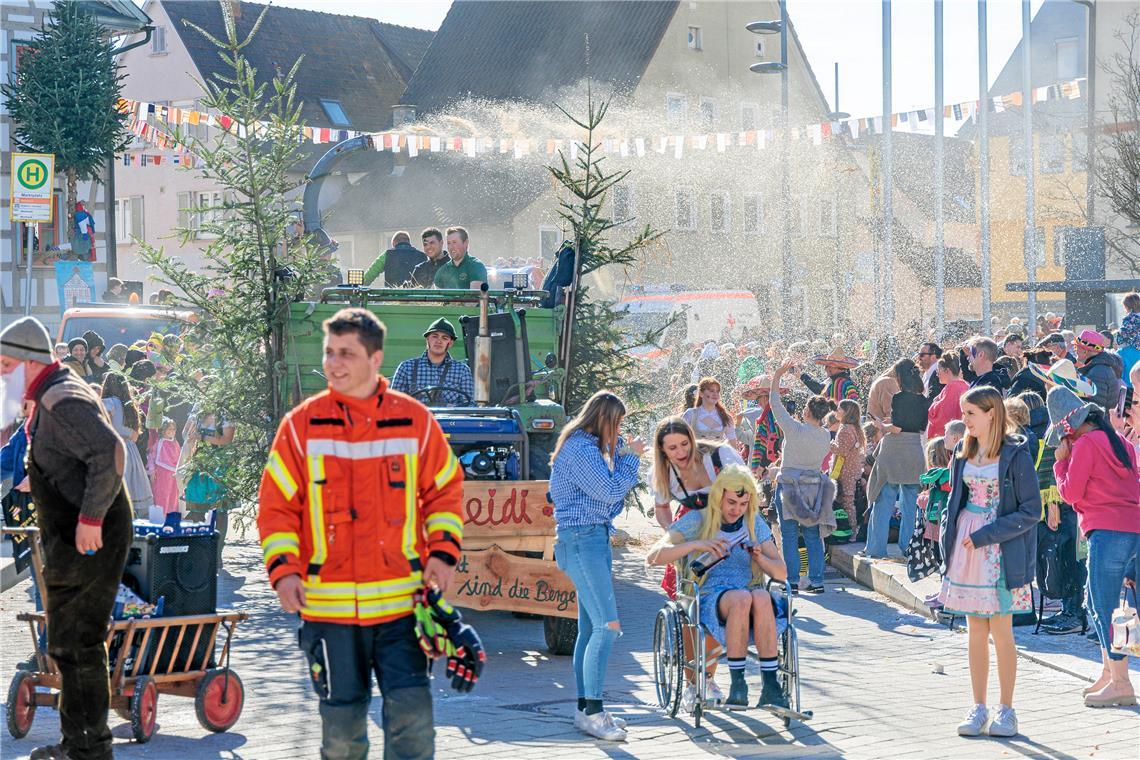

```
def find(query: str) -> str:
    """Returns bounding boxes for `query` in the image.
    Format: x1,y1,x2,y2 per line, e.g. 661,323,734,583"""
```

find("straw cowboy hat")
741,374,791,396
1026,358,1097,398
812,350,860,370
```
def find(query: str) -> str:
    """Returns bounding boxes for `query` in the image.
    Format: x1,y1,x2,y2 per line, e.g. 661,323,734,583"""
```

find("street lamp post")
1022,0,1037,332
831,61,850,334
882,0,894,331
1073,0,1096,224
979,0,992,335
934,0,946,339
748,0,791,331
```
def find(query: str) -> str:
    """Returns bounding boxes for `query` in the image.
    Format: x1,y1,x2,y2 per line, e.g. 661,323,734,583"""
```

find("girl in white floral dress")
938,386,1040,740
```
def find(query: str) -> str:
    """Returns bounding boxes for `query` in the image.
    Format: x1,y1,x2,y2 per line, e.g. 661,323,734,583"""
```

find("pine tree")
2,0,129,235
548,87,666,414
136,5,330,521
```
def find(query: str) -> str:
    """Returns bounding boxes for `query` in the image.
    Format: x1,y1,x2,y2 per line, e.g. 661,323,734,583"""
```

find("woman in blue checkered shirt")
549,390,647,742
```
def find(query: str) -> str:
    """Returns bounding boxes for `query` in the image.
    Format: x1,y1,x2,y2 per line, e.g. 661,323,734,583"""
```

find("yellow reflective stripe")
434,451,459,490
307,455,328,566
358,598,414,618
261,532,300,562
300,604,357,618
266,451,299,500
356,575,422,600
402,453,418,562
425,512,464,538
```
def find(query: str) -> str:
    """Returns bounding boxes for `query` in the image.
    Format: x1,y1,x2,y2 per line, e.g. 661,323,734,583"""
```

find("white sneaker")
706,680,725,704
987,705,1018,737
578,710,627,742
575,709,626,729
680,684,697,714
956,703,988,736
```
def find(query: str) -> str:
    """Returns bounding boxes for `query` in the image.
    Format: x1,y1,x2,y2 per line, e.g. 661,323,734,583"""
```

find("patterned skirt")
938,503,1032,617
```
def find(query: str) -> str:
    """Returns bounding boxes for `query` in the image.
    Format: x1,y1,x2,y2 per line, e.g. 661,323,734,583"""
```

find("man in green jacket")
1,316,132,760
433,226,488,290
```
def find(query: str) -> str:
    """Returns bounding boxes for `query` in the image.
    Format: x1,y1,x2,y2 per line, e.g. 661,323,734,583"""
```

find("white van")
617,289,765,348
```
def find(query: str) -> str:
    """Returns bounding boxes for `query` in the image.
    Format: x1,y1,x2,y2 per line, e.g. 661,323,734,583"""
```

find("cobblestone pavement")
2,531,1137,759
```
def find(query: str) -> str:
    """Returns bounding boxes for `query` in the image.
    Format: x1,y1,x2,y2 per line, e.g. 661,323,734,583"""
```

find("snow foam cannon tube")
302,134,374,249
475,283,492,406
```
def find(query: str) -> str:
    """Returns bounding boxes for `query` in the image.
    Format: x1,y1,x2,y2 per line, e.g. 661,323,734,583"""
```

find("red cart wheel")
6,670,37,739
195,669,244,733
129,676,158,743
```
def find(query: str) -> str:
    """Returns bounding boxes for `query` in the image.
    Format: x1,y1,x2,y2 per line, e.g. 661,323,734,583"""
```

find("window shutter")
130,196,145,240
177,192,193,235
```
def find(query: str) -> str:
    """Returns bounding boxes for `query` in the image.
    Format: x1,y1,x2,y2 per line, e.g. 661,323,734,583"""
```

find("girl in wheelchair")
648,464,789,710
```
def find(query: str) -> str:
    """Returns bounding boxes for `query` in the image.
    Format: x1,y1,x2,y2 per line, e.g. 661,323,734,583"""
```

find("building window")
320,99,352,128
538,226,561,259
1008,134,1027,176
675,190,696,231
698,97,716,130
1053,226,1075,267
613,185,633,221
687,26,702,51
788,199,802,237
1055,37,1079,80
818,198,837,238
741,103,758,132
1072,131,1089,171
666,93,687,127
179,190,227,239
151,26,166,55
743,193,763,233
1039,134,1065,174
710,193,730,232
115,196,144,243
1024,225,1046,268
754,39,765,58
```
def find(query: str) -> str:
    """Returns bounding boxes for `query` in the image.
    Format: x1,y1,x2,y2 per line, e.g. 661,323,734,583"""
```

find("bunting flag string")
116,76,1085,166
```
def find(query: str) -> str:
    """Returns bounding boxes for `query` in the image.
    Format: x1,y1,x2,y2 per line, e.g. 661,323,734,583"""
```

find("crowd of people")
14,328,233,555
547,294,1140,742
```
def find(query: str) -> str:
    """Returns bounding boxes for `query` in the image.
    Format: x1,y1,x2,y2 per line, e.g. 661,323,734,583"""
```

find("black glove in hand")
425,587,487,692
444,622,486,692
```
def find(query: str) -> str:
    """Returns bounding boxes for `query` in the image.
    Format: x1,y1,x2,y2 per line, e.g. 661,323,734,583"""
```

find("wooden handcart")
3,527,248,744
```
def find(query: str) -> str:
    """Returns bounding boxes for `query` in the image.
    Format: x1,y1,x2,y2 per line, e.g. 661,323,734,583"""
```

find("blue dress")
670,511,779,647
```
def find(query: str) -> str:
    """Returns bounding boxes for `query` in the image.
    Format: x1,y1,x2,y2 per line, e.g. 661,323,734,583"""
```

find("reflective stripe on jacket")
257,375,463,625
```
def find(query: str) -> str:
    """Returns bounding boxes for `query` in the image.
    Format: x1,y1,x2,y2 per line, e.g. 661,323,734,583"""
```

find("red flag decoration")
219,115,233,131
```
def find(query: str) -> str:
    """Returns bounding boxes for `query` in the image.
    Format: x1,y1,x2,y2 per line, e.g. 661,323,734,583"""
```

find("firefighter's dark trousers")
299,615,435,760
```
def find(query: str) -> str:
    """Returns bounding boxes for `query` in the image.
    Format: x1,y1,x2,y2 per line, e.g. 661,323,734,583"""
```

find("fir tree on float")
549,84,667,415
2,0,130,243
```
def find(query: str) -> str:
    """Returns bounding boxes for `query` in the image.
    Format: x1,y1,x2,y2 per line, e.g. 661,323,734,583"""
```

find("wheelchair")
652,571,812,729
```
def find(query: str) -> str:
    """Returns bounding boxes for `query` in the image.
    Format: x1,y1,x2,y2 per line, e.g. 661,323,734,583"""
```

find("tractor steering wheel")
410,386,474,407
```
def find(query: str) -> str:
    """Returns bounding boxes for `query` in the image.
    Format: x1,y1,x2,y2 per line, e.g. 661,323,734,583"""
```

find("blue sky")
152,0,1048,123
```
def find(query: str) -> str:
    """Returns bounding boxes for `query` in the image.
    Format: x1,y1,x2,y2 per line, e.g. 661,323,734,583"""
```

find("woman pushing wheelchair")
648,464,790,711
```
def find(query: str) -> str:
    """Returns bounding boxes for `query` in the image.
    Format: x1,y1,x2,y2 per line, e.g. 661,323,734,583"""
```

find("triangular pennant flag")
716,133,727,153
635,137,645,157
673,135,683,159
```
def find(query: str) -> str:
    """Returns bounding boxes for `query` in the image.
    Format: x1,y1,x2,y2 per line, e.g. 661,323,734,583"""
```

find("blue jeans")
298,616,434,760
773,486,825,586
1086,530,1140,662
555,523,620,700
866,482,919,558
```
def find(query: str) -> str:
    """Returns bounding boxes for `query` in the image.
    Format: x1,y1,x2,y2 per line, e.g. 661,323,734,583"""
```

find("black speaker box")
123,532,218,616
459,309,534,404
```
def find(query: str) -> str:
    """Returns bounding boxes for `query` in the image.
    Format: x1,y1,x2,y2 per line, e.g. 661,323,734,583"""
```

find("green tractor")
281,135,581,654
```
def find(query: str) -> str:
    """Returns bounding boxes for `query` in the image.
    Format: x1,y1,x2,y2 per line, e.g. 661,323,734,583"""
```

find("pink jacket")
925,379,968,439
1054,429,1140,536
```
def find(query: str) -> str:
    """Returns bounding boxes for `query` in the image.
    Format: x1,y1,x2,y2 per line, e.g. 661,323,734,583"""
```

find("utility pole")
934,0,945,338
1022,0,1037,331
979,0,992,335
831,61,848,333
778,0,791,331
882,0,894,331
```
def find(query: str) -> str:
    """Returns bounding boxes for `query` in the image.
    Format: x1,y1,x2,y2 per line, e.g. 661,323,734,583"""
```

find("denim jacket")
939,434,1041,589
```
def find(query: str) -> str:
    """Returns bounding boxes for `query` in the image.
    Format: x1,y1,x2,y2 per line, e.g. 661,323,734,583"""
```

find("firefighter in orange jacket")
258,308,464,760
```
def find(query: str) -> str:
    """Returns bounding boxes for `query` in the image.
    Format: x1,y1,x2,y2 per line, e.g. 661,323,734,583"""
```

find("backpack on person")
1034,523,1079,634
